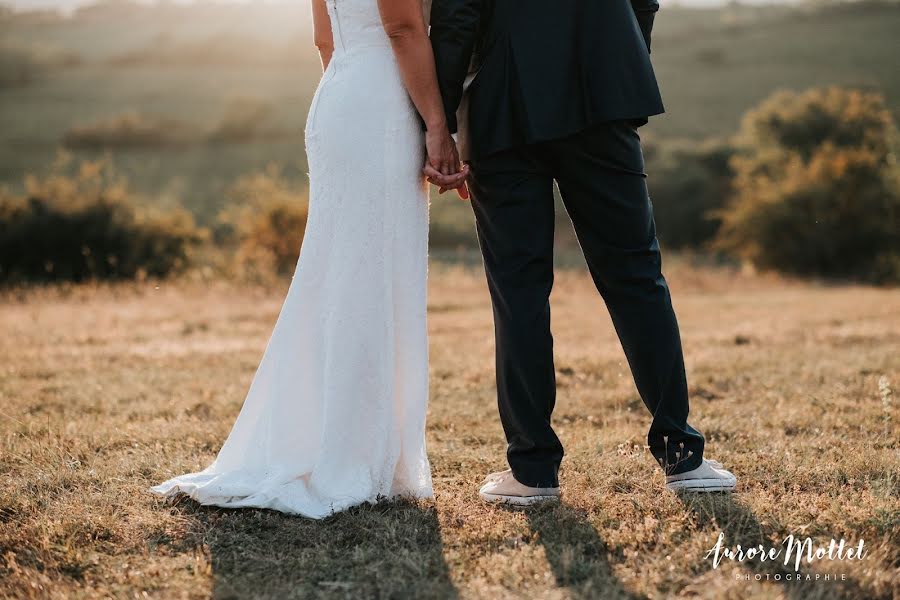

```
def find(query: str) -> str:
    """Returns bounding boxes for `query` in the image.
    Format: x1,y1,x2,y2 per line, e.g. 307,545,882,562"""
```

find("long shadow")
513,502,645,600
165,497,457,599
676,493,882,600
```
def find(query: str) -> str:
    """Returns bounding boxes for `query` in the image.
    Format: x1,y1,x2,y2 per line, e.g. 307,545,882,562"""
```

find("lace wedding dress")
151,0,433,518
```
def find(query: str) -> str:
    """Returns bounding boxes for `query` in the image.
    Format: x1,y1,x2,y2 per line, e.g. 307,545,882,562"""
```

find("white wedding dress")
151,0,433,518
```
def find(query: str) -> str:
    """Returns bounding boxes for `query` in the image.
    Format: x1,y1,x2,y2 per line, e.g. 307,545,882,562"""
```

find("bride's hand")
423,128,470,199
425,126,461,176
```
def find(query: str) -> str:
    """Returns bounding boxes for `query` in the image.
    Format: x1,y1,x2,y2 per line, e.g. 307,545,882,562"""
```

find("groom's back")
466,0,664,158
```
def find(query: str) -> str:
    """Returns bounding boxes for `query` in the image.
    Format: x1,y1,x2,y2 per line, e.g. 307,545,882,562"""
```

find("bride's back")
326,0,430,52
328,0,387,50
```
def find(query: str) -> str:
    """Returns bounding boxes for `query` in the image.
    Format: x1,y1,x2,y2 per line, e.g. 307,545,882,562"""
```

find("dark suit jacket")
430,0,665,159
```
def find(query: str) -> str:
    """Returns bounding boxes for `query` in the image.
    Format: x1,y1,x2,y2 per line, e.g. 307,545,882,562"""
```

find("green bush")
216,166,308,277
716,87,900,283
647,138,736,248
735,85,893,160
0,159,205,283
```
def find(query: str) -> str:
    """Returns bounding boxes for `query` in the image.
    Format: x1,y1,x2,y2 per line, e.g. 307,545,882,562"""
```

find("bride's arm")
312,0,334,71
379,0,461,176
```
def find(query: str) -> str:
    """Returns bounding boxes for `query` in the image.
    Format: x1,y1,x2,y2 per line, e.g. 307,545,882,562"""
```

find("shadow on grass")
676,493,883,600
508,502,643,600
168,497,457,599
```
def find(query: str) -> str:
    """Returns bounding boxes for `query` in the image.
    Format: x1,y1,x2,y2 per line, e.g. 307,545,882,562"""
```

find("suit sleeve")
631,0,659,53
429,0,483,134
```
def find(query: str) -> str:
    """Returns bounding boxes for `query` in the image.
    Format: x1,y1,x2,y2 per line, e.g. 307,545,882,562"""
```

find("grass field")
1,260,897,599
2,1,899,222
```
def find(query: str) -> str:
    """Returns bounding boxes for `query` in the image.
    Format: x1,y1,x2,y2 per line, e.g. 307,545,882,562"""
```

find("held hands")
423,127,470,200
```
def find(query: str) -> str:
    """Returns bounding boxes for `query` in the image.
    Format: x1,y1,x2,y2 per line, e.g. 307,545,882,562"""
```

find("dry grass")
0,259,897,599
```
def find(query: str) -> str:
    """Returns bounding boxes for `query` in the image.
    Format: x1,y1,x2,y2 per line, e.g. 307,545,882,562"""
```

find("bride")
151,0,467,518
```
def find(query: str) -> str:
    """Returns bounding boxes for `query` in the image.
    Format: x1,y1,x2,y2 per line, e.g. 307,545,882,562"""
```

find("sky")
4,0,796,15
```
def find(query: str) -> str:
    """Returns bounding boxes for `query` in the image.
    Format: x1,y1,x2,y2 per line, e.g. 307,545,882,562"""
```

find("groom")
426,0,737,502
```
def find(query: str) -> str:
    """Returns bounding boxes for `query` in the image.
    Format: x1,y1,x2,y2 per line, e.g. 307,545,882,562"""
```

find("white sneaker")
479,469,560,505
665,458,737,492
480,469,510,486
706,458,724,470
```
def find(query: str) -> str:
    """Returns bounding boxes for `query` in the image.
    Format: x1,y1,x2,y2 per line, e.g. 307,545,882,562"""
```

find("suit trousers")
468,120,705,488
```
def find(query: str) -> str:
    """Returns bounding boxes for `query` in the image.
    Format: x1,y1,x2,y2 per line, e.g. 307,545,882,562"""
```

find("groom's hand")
423,163,470,199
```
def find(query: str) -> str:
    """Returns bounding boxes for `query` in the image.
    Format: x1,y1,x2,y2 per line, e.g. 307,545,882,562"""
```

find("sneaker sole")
479,492,560,505
666,478,736,493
